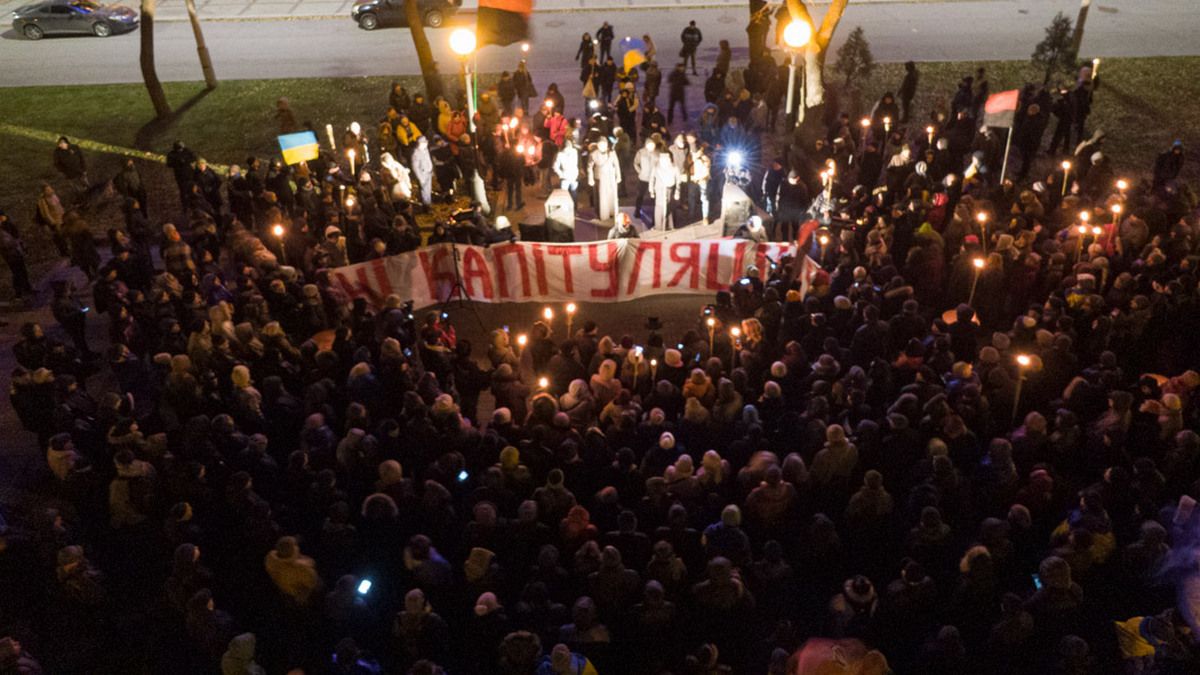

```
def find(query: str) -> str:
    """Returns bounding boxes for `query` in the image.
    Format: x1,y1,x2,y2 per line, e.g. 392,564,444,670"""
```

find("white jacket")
554,145,580,183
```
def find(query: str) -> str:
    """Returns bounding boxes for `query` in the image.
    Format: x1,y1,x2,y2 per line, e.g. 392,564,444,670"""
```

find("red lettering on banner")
492,244,531,299
530,245,549,295
668,242,701,289
730,241,749,286
368,258,396,299
704,242,724,290
332,270,360,300
461,247,495,300
627,241,663,295
547,245,583,294
350,266,389,306
588,242,620,298
418,249,455,303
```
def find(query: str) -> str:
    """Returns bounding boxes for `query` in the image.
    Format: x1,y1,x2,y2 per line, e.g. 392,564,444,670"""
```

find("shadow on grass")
132,86,214,150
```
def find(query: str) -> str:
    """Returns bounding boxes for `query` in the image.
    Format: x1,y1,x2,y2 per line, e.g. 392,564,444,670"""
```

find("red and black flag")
477,0,532,47
982,89,1019,128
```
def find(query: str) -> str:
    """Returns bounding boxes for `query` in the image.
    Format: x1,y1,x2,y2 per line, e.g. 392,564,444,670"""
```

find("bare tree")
404,0,443,100
140,0,171,119
184,0,217,90
785,0,849,111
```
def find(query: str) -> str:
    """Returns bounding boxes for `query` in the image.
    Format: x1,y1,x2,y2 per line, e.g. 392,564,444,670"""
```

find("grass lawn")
0,57,1197,299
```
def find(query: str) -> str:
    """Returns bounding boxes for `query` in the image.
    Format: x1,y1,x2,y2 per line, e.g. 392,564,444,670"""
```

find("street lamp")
449,28,478,132
782,19,812,128
968,256,985,307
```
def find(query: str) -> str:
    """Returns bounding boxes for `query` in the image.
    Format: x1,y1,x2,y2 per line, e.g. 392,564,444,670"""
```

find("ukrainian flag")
621,36,647,73
279,131,320,166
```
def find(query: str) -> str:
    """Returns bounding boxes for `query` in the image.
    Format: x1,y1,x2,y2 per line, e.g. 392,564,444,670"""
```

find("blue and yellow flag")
278,131,320,165
620,36,647,72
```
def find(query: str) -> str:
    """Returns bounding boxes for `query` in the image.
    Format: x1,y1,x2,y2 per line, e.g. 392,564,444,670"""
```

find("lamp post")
782,20,812,128
449,28,478,132
968,256,985,307
1013,354,1032,425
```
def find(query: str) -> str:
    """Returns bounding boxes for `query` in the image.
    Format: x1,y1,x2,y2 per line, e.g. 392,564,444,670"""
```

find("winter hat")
887,413,909,431
843,575,877,605
57,545,84,568
664,349,684,368
464,547,495,583
474,592,501,616
826,424,847,444
275,536,299,559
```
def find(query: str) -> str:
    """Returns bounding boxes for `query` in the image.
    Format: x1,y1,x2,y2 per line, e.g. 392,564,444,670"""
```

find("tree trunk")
184,0,217,90
786,0,847,111
140,0,171,119
1071,0,1090,56
404,0,443,100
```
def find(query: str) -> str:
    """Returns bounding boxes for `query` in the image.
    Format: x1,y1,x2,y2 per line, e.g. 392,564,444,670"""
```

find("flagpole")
999,126,1013,184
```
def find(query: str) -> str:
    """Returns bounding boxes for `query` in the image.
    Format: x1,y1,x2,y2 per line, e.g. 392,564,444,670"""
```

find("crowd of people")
2,9,1200,675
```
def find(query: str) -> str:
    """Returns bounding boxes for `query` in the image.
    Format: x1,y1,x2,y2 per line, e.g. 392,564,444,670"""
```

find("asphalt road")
1,0,1199,89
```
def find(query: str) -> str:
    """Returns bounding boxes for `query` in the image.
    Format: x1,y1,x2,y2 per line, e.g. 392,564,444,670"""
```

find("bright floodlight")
449,28,476,56
728,151,744,167
782,20,812,49
589,100,600,110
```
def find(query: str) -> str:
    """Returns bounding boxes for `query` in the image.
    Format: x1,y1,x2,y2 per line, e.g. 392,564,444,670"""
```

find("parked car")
11,0,138,40
351,0,460,30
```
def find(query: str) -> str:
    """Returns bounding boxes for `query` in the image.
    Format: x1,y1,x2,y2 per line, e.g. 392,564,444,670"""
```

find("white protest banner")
330,239,816,309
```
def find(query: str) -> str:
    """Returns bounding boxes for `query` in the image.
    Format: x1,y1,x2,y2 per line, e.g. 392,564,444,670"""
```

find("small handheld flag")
983,89,1019,128
278,131,320,166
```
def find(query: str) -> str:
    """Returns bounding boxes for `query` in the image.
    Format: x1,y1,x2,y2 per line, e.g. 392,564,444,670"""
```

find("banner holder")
438,241,486,333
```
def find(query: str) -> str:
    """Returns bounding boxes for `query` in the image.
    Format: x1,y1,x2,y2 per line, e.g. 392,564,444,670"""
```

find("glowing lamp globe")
782,20,812,49
449,28,476,56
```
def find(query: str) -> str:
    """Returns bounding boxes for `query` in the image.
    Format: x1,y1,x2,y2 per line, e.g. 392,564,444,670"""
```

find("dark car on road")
351,0,460,30
11,0,138,40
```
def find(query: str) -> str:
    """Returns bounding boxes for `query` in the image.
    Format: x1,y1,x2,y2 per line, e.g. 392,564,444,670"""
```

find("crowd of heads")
3,16,1200,675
